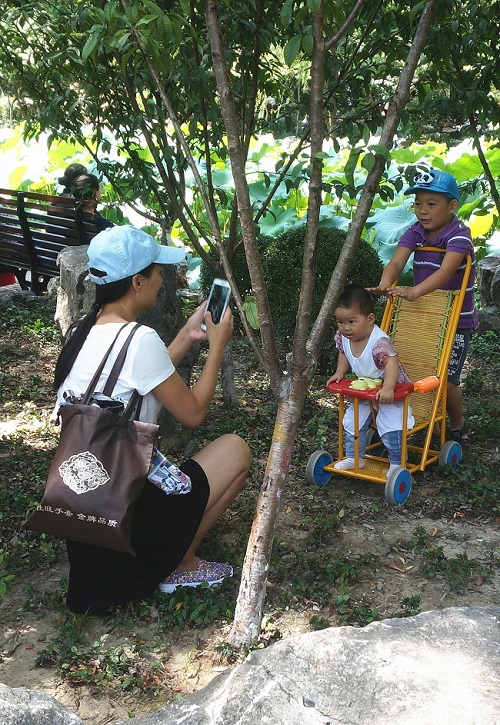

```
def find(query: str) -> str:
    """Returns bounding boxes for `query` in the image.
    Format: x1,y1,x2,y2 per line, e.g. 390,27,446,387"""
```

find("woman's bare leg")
175,434,251,570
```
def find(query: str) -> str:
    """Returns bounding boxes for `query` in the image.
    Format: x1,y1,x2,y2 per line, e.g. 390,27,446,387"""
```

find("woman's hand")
205,305,234,351
182,302,209,344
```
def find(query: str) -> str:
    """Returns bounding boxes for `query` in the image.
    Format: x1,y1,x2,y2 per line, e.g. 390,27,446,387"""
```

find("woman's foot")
159,559,233,593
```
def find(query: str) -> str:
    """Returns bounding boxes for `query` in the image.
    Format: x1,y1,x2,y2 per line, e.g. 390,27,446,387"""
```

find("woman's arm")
167,303,208,367
154,306,233,428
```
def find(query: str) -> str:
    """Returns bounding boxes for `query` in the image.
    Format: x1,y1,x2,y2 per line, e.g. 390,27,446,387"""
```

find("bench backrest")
0,188,98,294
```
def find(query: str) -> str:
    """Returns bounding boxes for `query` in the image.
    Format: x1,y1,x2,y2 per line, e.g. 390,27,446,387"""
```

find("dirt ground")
0,298,499,723
1,462,498,723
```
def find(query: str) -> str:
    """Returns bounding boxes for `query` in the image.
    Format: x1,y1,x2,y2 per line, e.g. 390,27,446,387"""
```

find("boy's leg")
447,382,464,432
447,330,472,440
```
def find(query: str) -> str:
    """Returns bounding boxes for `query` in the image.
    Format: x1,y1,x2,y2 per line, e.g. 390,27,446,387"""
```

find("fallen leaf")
384,562,413,574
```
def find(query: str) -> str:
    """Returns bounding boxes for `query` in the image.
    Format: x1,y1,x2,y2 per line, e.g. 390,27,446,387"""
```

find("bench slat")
0,188,98,294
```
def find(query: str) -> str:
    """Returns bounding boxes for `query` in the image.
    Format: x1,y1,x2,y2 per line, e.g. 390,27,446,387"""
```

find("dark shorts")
66,458,210,616
448,329,472,385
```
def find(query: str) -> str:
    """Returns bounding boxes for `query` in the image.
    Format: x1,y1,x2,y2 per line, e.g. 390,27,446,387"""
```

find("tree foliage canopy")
3,0,498,250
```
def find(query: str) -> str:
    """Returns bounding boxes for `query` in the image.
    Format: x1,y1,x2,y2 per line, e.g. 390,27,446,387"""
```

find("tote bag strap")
101,323,144,421
81,322,142,405
81,323,130,405
102,323,142,397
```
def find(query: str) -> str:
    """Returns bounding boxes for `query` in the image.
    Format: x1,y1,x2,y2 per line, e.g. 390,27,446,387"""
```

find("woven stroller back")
382,289,455,425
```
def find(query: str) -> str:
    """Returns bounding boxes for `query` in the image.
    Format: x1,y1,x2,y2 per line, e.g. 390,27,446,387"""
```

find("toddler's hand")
376,386,395,404
327,373,343,385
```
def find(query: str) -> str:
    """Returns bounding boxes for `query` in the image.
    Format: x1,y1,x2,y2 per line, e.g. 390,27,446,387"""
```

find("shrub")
262,227,383,346
202,227,383,366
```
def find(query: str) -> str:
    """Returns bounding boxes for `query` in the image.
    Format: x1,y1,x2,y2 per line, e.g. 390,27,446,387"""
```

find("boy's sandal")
449,426,469,447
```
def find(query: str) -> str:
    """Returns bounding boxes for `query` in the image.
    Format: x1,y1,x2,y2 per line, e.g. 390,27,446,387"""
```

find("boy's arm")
327,352,350,385
388,250,464,302
367,247,412,294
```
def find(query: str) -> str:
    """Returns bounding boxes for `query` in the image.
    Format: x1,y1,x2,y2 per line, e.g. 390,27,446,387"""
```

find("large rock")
120,607,500,725
0,683,82,725
477,254,500,307
0,608,498,724
477,255,500,331
54,246,93,337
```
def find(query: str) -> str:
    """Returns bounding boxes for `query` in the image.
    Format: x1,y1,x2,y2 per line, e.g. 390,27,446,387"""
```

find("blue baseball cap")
404,169,460,201
87,225,186,285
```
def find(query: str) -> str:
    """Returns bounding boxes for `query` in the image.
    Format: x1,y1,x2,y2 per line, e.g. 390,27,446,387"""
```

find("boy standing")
369,169,478,446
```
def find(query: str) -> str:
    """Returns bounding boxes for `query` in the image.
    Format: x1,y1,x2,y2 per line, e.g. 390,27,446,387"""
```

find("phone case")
201,279,231,329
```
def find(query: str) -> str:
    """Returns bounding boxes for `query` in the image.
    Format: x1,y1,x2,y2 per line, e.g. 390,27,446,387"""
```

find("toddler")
327,285,414,475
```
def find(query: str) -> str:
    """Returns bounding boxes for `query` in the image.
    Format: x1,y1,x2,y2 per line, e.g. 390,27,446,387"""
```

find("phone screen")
207,282,231,324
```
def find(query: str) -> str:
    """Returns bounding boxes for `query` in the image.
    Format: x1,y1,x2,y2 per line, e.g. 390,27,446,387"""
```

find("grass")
0,297,499,699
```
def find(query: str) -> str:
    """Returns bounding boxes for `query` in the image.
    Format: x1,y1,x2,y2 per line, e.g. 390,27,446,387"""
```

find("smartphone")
201,278,231,331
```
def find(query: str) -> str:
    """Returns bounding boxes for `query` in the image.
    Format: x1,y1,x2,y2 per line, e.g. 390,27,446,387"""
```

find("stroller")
305,248,472,505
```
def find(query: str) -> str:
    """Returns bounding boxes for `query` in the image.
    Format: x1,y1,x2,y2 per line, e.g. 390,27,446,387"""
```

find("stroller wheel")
305,450,333,486
438,440,462,468
384,466,412,505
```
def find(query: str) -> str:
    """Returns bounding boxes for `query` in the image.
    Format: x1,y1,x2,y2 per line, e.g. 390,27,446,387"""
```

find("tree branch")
325,0,366,51
309,0,441,356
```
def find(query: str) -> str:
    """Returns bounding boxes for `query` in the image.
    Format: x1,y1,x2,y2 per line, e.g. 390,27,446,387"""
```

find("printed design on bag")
58,451,110,494
148,447,192,495
36,504,118,527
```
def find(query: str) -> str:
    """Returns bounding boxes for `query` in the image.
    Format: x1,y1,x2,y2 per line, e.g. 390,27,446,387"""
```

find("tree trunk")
229,380,310,645
221,340,238,408
228,0,440,648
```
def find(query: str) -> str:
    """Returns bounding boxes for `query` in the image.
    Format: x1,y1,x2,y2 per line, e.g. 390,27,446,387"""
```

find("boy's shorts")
447,329,472,385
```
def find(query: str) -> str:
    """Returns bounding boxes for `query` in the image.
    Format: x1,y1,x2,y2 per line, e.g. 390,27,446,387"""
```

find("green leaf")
280,0,294,27
306,0,321,12
367,143,390,161
104,2,117,22
242,296,260,329
284,35,302,66
81,29,103,63
301,33,313,56
365,202,415,247
409,1,426,24
361,154,375,173
344,147,362,187
257,207,302,237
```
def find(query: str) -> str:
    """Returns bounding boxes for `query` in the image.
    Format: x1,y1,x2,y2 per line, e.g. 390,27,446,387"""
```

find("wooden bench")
0,188,98,294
